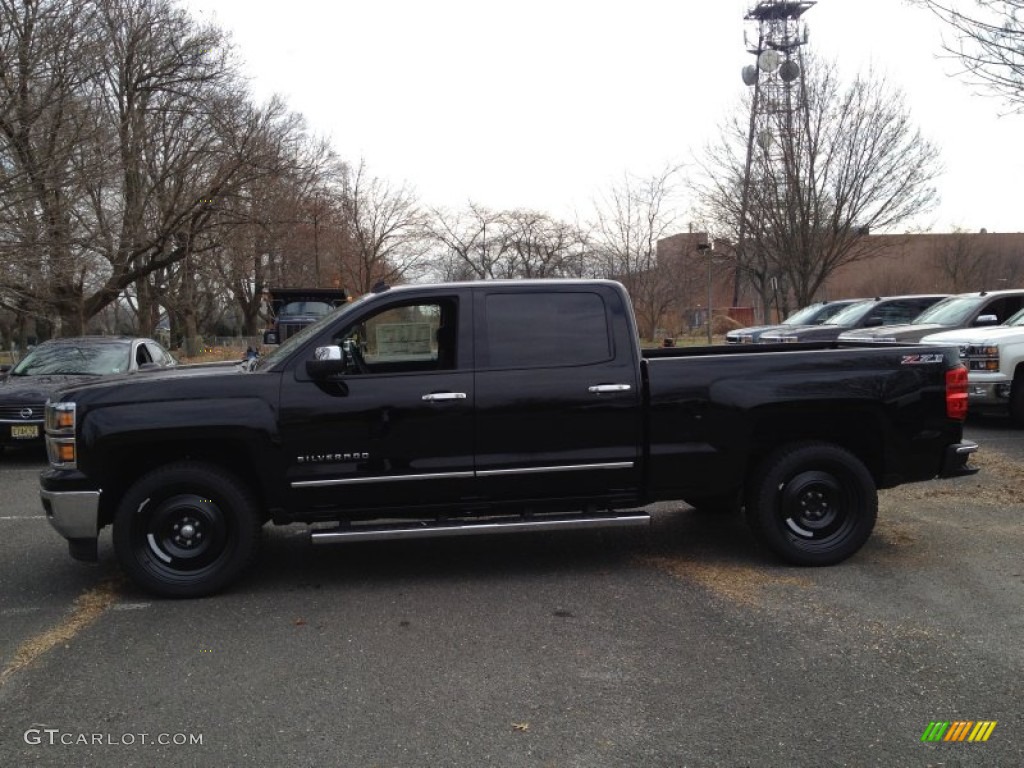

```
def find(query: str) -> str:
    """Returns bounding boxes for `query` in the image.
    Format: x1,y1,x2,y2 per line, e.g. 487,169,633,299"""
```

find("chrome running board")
309,511,650,545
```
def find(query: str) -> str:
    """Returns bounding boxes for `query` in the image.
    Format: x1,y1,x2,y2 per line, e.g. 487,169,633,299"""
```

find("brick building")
654,230,1024,336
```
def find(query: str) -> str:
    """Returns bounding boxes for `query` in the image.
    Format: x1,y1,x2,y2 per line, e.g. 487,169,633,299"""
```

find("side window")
980,296,1024,324
483,292,612,369
333,299,456,374
134,343,153,367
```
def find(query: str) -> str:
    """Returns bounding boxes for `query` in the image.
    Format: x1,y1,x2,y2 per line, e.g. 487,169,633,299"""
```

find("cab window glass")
483,292,611,369
333,300,456,373
979,296,1024,324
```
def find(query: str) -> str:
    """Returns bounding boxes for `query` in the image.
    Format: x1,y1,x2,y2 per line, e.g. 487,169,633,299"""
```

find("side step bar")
310,511,651,545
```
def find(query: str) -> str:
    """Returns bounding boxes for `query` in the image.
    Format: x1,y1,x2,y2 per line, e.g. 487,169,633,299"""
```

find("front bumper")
40,488,101,540
40,469,102,561
940,441,979,478
965,375,1012,408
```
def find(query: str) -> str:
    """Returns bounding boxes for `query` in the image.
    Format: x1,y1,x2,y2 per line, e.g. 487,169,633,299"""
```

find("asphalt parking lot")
0,419,1021,767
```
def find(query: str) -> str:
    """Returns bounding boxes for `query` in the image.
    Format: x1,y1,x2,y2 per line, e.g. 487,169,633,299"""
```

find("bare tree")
590,166,686,340
426,204,598,283
425,203,499,281
694,58,942,310
1,0,305,341
914,0,1024,110
931,228,990,291
341,159,429,293
205,109,347,337
0,0,100,337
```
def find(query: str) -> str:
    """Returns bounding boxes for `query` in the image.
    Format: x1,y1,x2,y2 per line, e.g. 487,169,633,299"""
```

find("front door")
279,293,475,515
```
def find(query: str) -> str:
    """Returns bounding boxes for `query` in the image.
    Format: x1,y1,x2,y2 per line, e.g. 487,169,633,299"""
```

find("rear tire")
113,462,262,597
746,442,876,566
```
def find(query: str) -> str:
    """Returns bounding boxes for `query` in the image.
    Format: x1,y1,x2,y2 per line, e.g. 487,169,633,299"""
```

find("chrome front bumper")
40,488,101,541
965,377,1012,407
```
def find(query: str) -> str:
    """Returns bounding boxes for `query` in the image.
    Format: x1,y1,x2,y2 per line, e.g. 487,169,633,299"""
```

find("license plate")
11,425,39,439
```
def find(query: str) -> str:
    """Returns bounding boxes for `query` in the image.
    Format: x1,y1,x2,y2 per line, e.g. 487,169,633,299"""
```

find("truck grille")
0,403,45,422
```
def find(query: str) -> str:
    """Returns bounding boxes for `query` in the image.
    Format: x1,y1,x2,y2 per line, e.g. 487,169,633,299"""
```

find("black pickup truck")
40,280,977,596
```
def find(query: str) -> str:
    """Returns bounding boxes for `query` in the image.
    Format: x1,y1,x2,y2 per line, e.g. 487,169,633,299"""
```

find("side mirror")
263,329,278,345
305,345,347,377
975,314,999,326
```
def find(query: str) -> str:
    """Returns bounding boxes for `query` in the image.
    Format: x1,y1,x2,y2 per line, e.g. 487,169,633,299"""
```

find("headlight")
966,344,999,372
45,401,77,468
45,401,75,433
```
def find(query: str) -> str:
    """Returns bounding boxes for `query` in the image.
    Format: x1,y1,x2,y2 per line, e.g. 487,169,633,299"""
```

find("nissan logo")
20,407,34,419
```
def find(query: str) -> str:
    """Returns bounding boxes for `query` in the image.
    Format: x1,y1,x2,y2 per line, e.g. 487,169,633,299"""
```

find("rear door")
473,284,642,505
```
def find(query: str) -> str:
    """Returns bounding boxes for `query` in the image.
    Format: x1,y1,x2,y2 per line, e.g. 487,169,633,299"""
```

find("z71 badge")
297,452,370,464
901,354,944,365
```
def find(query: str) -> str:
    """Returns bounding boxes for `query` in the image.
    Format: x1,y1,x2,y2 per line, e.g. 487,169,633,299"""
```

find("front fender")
80,397,278,450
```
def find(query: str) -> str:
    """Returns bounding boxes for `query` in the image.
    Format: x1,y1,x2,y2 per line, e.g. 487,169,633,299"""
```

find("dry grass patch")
0,580,120,688
640,555,811,608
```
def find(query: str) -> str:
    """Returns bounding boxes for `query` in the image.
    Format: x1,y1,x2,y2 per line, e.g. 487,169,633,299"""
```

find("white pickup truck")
922,307,1024,424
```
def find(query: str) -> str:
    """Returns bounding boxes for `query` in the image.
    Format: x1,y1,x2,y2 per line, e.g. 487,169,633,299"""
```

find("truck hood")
837,323,947,342
730,323,808,341
762,325,844,342
919,326,1024,345
50,361,248,404
727,324,782,338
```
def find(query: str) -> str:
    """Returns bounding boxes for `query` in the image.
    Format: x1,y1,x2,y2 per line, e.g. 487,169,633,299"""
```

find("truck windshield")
782,303,826,325
822,300,874,326
1003,307,1024,327
279,301,333,318
910,296,979,326
785,300,855,325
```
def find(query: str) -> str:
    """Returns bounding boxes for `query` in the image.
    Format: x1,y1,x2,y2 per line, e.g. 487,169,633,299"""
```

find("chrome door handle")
422,392,467,401
588,384,632,393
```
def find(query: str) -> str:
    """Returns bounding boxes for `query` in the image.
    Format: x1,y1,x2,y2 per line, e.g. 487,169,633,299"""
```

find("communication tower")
733,1,815,308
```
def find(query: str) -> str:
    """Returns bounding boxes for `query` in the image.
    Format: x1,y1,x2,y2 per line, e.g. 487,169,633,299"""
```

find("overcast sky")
185,0,1022,234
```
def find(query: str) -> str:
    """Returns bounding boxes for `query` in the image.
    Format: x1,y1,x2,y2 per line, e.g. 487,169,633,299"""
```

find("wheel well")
1013,362,1024,384
96,440,271,527
748,407,883,483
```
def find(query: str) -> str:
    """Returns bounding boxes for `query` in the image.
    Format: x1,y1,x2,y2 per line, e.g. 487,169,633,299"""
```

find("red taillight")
946,365,969,420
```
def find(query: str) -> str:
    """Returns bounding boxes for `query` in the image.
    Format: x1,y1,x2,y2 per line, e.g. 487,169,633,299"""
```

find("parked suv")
725,299,861,344
838,289,1024,344
759,295,947,343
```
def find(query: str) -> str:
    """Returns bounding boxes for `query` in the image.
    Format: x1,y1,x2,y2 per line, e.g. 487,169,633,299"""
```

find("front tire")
746,442,877,566
113,462,262,597
1010,372,1024,426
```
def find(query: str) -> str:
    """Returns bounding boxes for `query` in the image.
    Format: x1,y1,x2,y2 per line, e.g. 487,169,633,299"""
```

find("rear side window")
483,292,612,369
